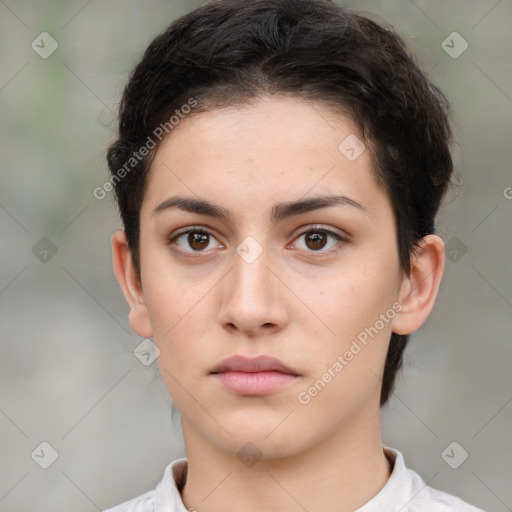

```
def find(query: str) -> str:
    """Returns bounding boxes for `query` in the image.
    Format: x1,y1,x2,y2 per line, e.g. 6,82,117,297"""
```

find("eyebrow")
153,194,368,224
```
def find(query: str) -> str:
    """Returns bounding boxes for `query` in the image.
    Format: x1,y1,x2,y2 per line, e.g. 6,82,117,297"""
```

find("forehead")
142,95,388,220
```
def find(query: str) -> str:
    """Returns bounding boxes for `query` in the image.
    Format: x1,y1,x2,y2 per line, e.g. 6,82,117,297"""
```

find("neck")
180,407,390,512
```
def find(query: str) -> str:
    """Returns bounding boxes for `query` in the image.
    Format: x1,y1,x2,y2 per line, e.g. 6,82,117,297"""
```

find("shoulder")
404,468,486,511
102,457,189,512
416,485,487,512
102,489,155,512
372,447,486,512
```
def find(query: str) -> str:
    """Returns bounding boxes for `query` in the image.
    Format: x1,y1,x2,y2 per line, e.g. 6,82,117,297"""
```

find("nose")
218,242,289,337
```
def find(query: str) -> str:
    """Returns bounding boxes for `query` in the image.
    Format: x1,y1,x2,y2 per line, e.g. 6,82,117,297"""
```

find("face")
121,96,410,459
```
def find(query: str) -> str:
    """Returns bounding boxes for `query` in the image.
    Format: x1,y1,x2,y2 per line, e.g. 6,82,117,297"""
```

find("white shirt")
103,446,485,512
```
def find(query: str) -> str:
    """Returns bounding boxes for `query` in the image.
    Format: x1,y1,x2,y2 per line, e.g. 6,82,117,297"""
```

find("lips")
210,355,300,395
210,354,299,376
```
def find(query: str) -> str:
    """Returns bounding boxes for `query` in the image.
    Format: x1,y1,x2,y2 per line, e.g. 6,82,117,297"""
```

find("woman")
104,0,484,510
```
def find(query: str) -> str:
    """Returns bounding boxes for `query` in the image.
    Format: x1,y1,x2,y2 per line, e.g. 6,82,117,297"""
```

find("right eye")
167,227,223,255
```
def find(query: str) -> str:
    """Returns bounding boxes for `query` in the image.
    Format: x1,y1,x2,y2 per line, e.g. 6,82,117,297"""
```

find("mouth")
210,354,300,396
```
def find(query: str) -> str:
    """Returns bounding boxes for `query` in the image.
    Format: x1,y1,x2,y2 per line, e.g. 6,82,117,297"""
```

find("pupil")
307,232,326,250
189,233,208,250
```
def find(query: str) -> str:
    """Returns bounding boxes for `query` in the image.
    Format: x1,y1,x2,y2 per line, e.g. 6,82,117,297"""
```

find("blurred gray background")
0,1,511,511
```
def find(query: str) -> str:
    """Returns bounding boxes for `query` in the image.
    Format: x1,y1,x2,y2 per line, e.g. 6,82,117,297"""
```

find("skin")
112,95,445,512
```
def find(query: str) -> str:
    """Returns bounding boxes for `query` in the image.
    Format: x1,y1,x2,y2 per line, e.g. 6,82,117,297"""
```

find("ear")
391,234,445,335
111,230,153,339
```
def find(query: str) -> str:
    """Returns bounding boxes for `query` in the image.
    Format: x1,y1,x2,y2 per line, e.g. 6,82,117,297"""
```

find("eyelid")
168,225,218,240
293,224,350,241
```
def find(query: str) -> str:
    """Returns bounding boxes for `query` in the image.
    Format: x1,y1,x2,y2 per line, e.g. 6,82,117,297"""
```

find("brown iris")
188,232,210,251
305,232,328,251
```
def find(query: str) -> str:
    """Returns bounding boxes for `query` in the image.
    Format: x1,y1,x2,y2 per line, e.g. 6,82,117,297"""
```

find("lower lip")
212,371,298,395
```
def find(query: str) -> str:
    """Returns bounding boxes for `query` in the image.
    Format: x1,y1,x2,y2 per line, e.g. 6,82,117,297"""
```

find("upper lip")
210,355,299,375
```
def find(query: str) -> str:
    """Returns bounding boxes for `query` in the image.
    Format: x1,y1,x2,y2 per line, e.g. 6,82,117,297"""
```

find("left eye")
293,228,344,253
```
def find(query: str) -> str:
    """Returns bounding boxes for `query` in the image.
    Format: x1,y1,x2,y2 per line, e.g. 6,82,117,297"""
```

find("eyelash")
166,225,349,258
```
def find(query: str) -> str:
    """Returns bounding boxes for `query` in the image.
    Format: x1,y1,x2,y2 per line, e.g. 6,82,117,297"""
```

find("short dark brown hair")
107,0,454,406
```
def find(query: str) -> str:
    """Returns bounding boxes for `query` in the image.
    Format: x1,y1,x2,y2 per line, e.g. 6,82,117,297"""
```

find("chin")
221,432,308,463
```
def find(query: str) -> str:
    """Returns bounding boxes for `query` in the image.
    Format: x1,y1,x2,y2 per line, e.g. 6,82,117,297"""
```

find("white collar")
152,446,408,511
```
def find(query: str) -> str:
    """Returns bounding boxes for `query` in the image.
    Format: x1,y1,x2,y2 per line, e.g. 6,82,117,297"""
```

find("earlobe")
391,234,445,336
111,230,153,339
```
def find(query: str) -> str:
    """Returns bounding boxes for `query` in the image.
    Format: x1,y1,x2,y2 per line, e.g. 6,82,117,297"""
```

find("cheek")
141,248,215,336
317,267,394,333
152,302,210,407
297,276,394,418
304,262,397,377
141,269,214,380
148,286,212,350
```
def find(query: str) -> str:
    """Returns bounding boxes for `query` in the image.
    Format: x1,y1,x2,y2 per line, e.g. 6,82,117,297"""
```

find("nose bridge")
235,241,270,293
218,237,286,333
231,239,273,308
